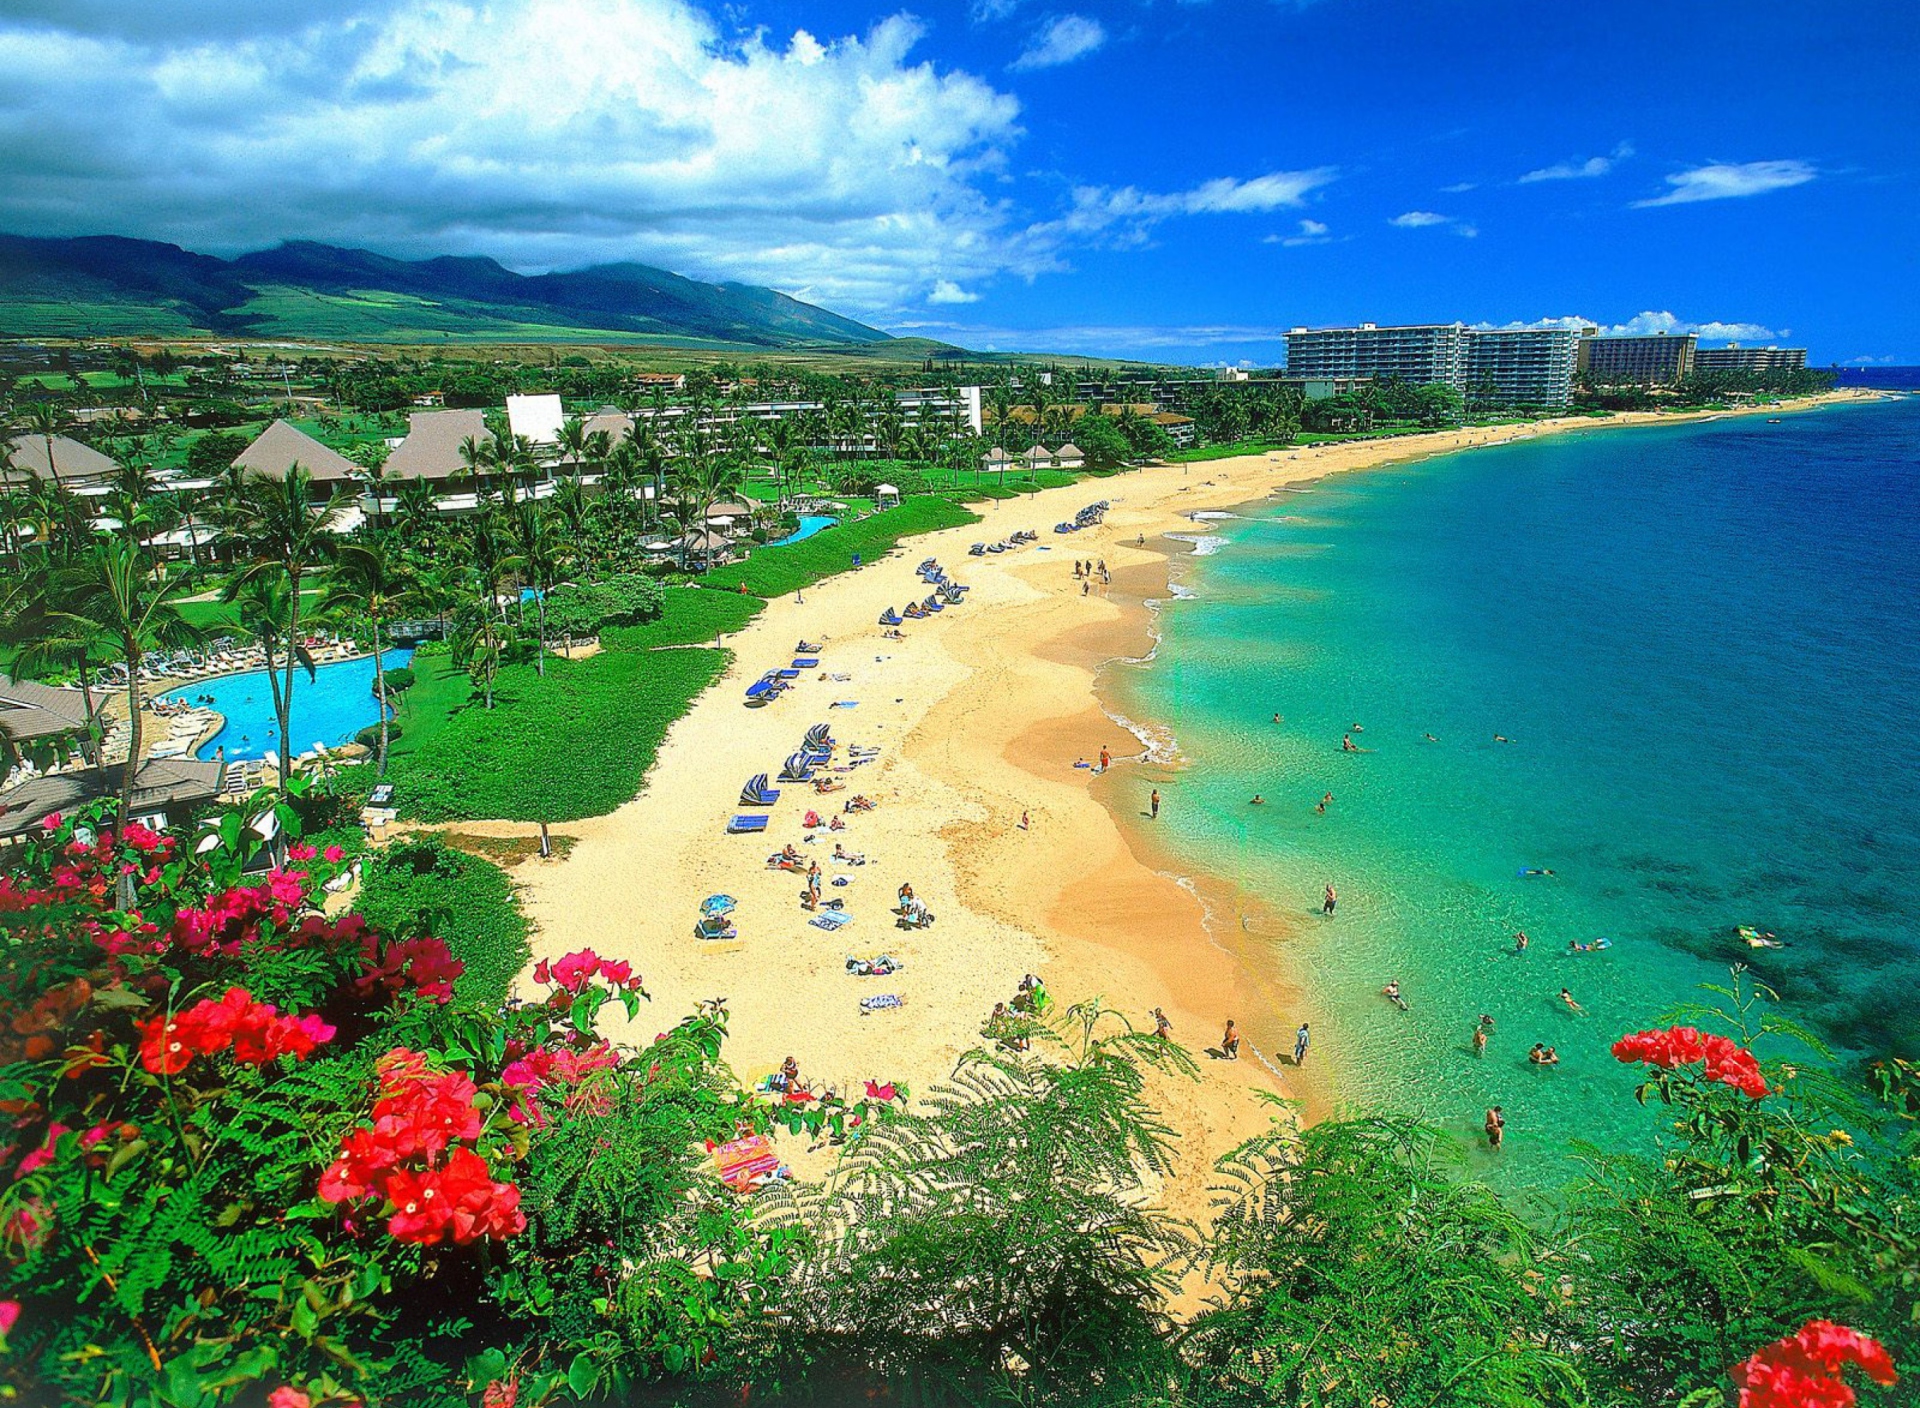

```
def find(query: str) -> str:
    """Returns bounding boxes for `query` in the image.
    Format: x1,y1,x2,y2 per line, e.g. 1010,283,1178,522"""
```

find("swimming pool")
764,514,839,547
161,649,414,761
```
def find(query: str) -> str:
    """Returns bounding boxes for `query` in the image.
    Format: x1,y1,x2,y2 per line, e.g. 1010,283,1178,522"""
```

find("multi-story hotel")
1462,326,1583,407
1577,332,1697,385
1284,322,1470,389
1285,323,1584,406
1691,345,1808,375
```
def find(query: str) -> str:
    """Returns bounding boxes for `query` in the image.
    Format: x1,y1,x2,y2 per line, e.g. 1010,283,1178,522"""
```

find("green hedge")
379,666,416,694
600,588,764,651
702,496,979,599
353,836,528,1005
387,647,730,822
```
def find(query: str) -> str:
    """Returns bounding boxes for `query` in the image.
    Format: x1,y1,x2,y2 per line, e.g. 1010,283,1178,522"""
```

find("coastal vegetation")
0,811,1910,1406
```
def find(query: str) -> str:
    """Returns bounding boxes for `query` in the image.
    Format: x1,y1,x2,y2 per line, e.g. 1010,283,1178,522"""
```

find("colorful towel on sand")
712,1134,782,1193
809,910,853,930
859,994,905,1014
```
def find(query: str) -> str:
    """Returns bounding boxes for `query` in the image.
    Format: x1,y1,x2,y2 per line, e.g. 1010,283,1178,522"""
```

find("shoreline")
501,389,1880,1224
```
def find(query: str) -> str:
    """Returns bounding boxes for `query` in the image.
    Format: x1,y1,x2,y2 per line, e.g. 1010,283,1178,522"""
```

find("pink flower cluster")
1611,1025,1769,1100
500,1041,622,1126
532,949,636,995
1733,1319,1898,1408
136,987,335,1077
320,1049,525,1246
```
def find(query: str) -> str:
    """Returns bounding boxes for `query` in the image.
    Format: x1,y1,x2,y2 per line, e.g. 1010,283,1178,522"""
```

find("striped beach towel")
711,1134,782,1193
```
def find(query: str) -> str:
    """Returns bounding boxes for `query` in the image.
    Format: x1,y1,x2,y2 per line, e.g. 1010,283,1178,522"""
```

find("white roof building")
506,393,566,445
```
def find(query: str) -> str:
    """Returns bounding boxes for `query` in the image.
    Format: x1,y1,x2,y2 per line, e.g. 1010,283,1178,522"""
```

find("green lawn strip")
353,835,528,1006
385,648,475,762
599,588,763,650
700,496,979,598
387,646,730,823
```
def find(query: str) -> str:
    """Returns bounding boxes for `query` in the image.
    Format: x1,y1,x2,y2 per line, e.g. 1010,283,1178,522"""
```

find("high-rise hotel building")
1576,331,1697,385
1284,322,1583,406
1691,345,1808,375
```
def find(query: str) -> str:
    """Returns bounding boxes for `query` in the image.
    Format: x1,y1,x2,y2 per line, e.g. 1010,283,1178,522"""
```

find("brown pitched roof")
5,433,118,488
384,410,491,482
0,675,94,742
0,758,222,841
233,420,360,484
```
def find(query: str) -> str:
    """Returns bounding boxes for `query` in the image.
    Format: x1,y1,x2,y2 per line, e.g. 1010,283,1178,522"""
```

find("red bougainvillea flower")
265,1387,312,1408
1612,1025,1769,1099
135,988,334,1075
482,1378,518,1408
0,1300,18,1337
534,948,640,995
323,844,347,863
1732,1319,1898,1407
500,1041,621,1124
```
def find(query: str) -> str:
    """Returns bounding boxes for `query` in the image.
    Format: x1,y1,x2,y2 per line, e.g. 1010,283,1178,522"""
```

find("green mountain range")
0,234,891,348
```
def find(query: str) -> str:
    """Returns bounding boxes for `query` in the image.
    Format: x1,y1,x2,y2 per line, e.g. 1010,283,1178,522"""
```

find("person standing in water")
1485,1106,1505,1150
1150,788,1160,819
1473,1025,1488,1057
1294,1022,1311,1065
1514,931,1530,955
1322,884,1337,916
1221,1019,1240,1060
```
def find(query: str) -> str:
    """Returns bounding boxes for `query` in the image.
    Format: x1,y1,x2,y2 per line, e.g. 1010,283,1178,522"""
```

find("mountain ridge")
0,233,891,348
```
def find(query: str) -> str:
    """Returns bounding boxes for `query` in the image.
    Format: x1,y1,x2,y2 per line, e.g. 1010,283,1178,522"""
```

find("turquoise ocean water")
1108,400,1920,1188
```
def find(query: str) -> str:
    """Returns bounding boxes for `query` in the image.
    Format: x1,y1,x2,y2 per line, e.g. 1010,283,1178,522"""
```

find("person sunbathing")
845,795,876,813
832,844,866,864
814,778,846,793
828,815,846,831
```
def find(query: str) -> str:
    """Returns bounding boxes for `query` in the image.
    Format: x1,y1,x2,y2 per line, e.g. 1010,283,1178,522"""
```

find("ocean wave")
1190,510,1240,521
1102,704,1182,767
1165,532,1228,557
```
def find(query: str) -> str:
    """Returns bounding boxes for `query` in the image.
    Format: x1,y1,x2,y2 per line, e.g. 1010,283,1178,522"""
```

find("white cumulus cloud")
1011,14,1106,70
1633,159,1816,208
928,279,982,304
1036,168,1337,247
1266,217,1331,247
1520,141,1633,183
1390,210,1450,227
1478,311,1781,342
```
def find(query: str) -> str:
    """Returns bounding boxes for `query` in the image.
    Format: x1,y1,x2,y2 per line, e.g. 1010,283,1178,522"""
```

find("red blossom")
1612,1025,1769,1099
135,987,334,1075
1733,1319,1899,1408
482,1378,518,1408
266,1388,312,1408
0,1300,17,1336
323,844,347,863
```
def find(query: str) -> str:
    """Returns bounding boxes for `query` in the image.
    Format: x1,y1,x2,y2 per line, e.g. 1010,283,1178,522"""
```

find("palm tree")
21,401,67,494
391,479,439,549
554,415,592,486
320,539,416,774
222,464,341,785
509,498,565,677
455,509,511,709
35,538,201,826
350,441,394,532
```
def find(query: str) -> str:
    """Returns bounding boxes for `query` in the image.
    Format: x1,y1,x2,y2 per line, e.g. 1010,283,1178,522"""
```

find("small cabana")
874,483,900,510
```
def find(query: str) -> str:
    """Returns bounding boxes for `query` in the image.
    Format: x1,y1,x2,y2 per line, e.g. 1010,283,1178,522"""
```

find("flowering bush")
1732,1320,1898,1408
1613,1024,1770,1100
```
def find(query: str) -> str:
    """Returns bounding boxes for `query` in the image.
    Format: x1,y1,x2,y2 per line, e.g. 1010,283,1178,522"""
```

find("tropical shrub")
379,667,416,696
0,797,878,1406
354,838,528,1006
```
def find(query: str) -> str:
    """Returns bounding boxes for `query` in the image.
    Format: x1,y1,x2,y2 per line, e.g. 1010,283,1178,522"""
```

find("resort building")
1284,323,1470,390
0,758,223,845
1054,442,1086,470
1691,345,1808,375
383,409,491,483
1463,327,1583,407
3,432,119,493
1577,332,1697,385
232,420,361,495
505,393,566,445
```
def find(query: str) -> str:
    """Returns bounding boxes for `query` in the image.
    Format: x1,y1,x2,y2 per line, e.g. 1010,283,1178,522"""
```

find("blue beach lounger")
792,657,821,669
727,815,769,834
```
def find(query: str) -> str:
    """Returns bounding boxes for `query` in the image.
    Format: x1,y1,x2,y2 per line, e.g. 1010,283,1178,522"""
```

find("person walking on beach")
1485,1106,1505,1150
1150,788,1161,819
1152,1007,1174,1040
1100,745,1111,772
1019,809,1030,831
1322,883,1337,916
1294,1022,1311,1065
1221,1019,1240,1060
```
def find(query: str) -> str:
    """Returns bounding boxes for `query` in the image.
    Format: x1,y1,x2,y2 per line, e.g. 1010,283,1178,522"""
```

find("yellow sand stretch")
491,390,1873,1221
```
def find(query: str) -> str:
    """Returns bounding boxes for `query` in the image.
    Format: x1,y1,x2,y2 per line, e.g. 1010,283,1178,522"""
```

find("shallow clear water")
1110,400,1920,1187
163,649,414,761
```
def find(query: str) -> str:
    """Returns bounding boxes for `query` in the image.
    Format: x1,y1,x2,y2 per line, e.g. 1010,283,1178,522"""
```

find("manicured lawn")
353,835,528,1005
175,587,322,636
386,648,475,762
702,496,978,598
387,647,730,823
599,588,764,651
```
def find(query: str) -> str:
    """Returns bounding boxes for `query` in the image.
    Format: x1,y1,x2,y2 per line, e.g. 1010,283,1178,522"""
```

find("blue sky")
1,0,1914,363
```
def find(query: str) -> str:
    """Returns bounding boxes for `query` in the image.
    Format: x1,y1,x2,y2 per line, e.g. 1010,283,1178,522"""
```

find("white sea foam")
1165,532,1228,557
1102,704,1182,766
1191,510,1239,521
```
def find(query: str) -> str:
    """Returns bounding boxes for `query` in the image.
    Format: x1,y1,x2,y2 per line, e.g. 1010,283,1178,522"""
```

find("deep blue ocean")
1111,398,1920,1186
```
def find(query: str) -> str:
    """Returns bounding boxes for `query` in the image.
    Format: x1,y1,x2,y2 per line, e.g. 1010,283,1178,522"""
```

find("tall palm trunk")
118,634,143,825
533,588,548,678
371,620,390,774
279,567,302,783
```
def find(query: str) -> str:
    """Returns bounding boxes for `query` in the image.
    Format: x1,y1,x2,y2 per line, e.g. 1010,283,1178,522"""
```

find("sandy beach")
496,391,1874,1222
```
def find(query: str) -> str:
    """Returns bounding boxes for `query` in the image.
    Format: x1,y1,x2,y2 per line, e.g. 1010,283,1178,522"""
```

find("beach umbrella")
701,894,737,917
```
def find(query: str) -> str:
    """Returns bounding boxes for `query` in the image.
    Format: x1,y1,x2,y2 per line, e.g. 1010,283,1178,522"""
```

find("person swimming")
1382,980,1408,1011
1341,734,1358,752
1423,732,1438,742
1250,794,1265,805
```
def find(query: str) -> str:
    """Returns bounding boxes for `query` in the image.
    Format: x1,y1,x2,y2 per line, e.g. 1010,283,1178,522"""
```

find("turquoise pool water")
163,649,414,761
1108,400,1920,1189
765,514,839,546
